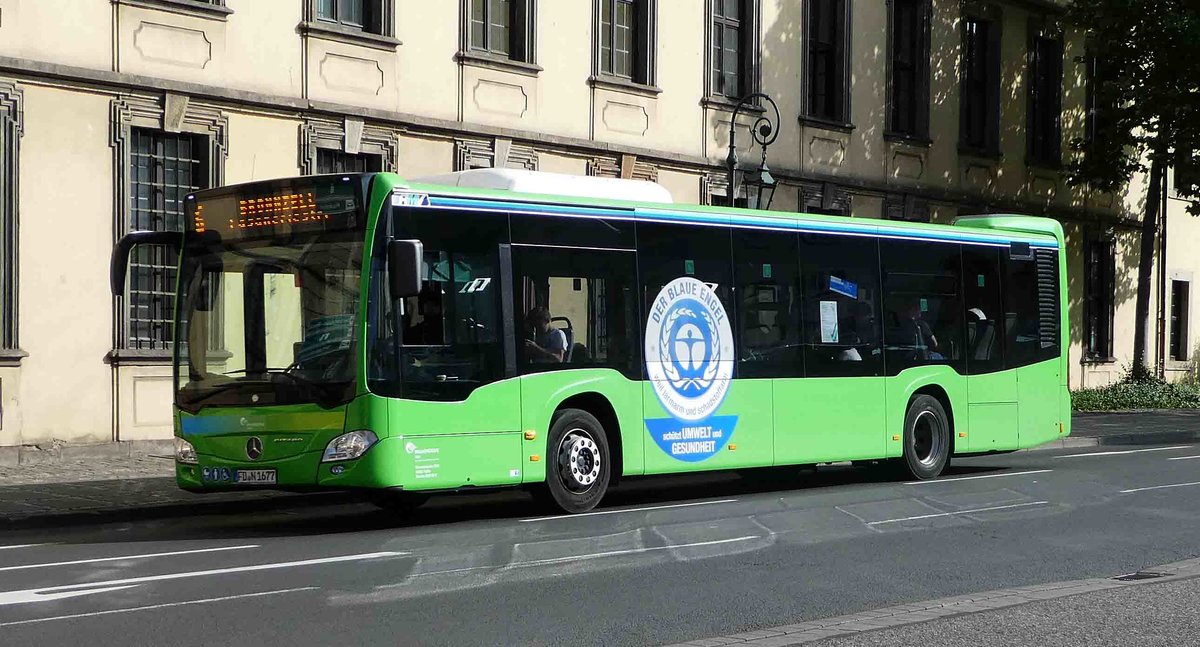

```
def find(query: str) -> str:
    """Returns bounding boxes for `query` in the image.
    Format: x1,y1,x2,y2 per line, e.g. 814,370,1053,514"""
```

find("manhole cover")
1112,571,1171,581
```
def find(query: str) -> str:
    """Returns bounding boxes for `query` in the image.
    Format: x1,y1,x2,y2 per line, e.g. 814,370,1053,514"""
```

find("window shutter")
634,0,654,85
512,0,533,63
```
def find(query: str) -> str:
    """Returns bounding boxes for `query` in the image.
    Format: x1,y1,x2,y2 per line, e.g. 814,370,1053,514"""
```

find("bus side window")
733,227,801,377
880,239,964,375
799,233,884,378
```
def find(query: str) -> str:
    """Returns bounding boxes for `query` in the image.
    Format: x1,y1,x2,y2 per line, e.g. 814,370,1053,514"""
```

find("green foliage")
1072,363,1200,411
1066,0,1200,211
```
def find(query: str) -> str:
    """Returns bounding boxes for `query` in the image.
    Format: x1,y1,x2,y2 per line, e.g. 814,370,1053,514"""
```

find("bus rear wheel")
537,408,611,514
901,395,951,480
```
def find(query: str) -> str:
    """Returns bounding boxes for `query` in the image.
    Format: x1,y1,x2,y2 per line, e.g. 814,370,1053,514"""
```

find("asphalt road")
2,442,1200,646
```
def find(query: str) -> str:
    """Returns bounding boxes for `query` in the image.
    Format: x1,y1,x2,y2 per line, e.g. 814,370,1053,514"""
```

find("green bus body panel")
519,369,644,482
1017,360,1064,448
884,366,967,456
966,371,1019,452
641,378,773,474
773,377,887,463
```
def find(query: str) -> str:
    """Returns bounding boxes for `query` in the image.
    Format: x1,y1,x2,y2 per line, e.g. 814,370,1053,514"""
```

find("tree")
1066,0,1200,380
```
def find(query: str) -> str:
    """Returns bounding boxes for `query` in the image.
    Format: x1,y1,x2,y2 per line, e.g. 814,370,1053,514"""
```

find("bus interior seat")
570,343,589,364
551,316,573,362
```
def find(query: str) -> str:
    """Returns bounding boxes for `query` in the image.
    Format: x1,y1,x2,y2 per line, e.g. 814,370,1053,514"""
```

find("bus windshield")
175,231,364,411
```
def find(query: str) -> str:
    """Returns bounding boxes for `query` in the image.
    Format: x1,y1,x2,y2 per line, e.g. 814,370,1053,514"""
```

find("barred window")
469,0,535,62
126,129,208,351
711,0,745,98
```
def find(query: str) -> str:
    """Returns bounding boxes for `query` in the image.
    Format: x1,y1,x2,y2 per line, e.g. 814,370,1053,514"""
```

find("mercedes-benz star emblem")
246,437,263,461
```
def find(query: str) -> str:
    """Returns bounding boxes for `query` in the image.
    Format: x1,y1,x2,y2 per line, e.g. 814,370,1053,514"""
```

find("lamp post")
725,92,781,210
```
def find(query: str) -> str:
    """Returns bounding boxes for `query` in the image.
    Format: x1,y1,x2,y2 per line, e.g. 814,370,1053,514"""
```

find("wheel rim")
912,410,944,469
557,427,602,494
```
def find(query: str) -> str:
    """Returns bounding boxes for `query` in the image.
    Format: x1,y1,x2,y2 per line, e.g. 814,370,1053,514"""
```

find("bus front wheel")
901,395,951,480
537,408,611,514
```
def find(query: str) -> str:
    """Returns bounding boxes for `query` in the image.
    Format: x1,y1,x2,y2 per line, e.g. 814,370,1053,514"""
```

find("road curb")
0,439,174,467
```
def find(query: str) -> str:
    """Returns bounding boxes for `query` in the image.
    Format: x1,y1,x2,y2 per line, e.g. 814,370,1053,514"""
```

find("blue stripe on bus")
423,195,1059,249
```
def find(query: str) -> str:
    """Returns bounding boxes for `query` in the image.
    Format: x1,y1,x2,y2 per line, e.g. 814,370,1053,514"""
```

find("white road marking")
904,469,1052,485
1167,455,1200,461
519,499,738,522
0,587,317,627
0,544,49,551
1055,446,1191,459
511,536,759,567
1121,481,1200,494
0,551,406,606
866,501,1049,525
0,544,259,573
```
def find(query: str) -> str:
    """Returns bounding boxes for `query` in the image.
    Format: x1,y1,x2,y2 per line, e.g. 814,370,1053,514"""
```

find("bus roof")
413,169,675,204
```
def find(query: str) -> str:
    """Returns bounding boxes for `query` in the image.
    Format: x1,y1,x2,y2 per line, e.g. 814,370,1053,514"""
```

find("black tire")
536,408,611,514
901,395,952,480
372,491,430,515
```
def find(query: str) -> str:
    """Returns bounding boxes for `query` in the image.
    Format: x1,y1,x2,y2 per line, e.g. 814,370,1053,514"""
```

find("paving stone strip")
664,557,1200,647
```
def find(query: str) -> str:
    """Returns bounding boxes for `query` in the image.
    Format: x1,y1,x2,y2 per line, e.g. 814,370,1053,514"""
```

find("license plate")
234,469,276,485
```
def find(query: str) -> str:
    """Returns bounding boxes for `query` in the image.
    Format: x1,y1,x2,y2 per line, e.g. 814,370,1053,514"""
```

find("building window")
805,0,850,123
597,0,656,85
316,0,384,33
316,150,383,174
960,11,1001,155
468,0,535,63
126,129,209,351
1083,235,1115,361
1171,280,1190,362
0,82,21,355
709,0,757,99
887,0,930,139
1027,29,1063,167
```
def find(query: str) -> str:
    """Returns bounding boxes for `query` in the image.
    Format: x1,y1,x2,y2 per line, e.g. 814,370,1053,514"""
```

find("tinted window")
881,240,963,374
1005,245,1060,367
962,246,1004,374
513,246,639,377
799,233,883,377
386,208,509,401
733,228,802,378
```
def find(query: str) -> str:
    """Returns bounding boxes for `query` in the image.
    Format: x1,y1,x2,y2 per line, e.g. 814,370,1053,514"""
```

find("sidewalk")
2,410,1199,527
0,445,345,529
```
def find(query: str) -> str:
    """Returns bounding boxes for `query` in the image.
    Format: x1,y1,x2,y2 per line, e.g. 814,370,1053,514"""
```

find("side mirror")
388,239,423,299
111,230,185,296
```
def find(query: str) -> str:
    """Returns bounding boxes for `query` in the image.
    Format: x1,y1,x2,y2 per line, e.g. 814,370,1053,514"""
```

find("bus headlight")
322,430,378,463
175,437,198,465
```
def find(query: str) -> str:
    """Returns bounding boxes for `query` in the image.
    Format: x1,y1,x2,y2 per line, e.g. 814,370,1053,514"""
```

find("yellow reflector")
892,435,901,441
959,432,967,438
728,444,737,451
1059,422,1065,434
530,455,540,462
524,430,537,441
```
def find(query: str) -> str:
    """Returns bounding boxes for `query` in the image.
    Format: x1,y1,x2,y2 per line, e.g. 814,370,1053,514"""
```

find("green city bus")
110,170,1070,514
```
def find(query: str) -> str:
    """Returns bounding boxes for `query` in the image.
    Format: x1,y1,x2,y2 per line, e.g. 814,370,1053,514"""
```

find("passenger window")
799,233,883,377
637,223,736,375
880,240,964,374
1004,244,1060,367
962,246,1005,374
733,228,801,378
513,246,639,377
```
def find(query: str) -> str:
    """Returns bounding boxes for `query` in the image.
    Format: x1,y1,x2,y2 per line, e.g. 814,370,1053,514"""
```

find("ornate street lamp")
725,92,781,210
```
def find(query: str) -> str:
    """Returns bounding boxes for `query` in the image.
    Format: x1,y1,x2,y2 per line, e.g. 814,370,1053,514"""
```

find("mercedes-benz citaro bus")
110,169,1070,514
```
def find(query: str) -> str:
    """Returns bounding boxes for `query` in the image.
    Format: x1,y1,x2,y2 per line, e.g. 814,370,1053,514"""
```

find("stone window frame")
109,93,228,363
0,81,23,365
591,0,659,92
457,0,542,76
801,0,854,130
1026,17,1065,169
453,137,539,172
703,0,762,106
300,117,399,175
884,0,932,144
300,0,401,52
588,154,658,182
959,1,1003,160
883,193,931,222
799,181,850,216
110,0,233,22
